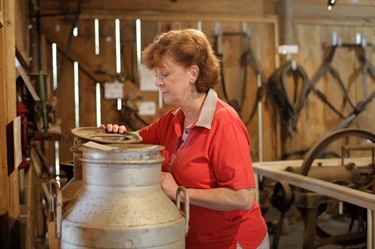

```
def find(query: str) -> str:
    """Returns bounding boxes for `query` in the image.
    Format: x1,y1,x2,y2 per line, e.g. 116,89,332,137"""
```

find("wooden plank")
253,158,375,247
4,0,20,245
0,10,3,28
0,1,9,247
369,209,374,249
293,0,375,5
0,0,18,247
15,0,30,67
41,0,265,16
294,16,375,27
253,158,375,209
293,2,375,19
80,13,279,23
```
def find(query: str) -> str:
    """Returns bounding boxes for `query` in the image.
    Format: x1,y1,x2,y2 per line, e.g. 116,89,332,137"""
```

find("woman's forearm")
180,187,256,211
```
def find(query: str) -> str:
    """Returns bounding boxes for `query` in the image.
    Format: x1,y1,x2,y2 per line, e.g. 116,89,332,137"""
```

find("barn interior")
0,0,374,248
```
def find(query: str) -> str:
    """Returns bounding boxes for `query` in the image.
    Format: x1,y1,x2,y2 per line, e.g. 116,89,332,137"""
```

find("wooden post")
0,0,9,244
277,0,294,46
0,0,19,247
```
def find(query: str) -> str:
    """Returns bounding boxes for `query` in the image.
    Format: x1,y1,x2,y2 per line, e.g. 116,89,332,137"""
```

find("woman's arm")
161,172,255,211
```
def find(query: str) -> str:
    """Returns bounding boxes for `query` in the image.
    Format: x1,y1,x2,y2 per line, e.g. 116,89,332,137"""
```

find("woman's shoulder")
212,99,250,142
215,99,240,119
211,99,246,129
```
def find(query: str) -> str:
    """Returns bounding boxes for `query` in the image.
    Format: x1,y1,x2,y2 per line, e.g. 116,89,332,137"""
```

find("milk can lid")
71,127,143,144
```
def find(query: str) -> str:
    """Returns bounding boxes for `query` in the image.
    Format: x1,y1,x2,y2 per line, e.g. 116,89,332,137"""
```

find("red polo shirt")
139,89,267,249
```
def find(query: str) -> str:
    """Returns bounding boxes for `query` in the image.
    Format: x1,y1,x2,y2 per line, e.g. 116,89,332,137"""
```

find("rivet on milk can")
50,141,189,249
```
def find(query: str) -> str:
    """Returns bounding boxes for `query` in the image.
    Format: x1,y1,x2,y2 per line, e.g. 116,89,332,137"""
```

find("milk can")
50,142,189,249
62,127,144,204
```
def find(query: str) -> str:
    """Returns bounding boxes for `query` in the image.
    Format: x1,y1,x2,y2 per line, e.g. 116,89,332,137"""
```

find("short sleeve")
209,112,255,189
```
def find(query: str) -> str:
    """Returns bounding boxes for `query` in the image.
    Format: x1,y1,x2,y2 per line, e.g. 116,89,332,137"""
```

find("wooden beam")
293,2,375,19
41,0,265,16
15,0,31,67
277,0,294,45
0,10,3,28
253,157,375,248
293,0,374,4
0,2,8,248
294,16,375,27
253,158,375,209
0,0,18,247
79,12,279,23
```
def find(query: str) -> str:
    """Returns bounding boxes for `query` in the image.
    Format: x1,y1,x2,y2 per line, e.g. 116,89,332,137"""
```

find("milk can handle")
50,179,62,238
176,186,190,234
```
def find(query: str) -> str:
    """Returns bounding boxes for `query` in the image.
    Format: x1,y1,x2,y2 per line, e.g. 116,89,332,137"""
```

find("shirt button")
185,130,189,134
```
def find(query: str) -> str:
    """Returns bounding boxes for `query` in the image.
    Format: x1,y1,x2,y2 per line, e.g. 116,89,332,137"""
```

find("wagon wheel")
298,128,375,249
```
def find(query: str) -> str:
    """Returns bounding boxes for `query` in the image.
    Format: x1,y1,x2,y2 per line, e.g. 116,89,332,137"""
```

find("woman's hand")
100,124,127,133
161,172,179,201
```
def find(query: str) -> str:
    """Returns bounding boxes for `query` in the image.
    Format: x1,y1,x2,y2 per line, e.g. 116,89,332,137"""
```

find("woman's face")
154,56,197,107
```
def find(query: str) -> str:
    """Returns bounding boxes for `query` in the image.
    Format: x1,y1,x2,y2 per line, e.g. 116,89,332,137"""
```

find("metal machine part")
270,128,375,249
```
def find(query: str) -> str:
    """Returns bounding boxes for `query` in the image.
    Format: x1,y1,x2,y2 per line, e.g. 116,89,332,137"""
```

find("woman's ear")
189,65,199,83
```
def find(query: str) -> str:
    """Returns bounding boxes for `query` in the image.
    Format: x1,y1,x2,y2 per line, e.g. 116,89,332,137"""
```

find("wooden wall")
39,5,280,166
290,20,374,156
1,0,374,247
34,0,375,167
279,2,375,157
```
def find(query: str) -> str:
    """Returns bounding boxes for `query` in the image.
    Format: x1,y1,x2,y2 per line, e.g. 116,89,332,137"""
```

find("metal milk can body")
59,143,187,249
61,127,143,209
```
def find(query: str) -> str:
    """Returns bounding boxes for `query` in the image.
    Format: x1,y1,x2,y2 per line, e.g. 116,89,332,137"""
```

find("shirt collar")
196,88,217,129
172,88,217,130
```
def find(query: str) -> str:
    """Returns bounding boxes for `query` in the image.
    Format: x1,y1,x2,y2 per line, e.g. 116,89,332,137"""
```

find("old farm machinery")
265,128,375,249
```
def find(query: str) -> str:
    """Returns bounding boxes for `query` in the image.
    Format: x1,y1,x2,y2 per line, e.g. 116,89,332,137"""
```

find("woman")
102,28,269,249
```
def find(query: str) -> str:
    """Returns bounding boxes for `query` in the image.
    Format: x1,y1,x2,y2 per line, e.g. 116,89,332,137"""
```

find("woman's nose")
155,77,164,87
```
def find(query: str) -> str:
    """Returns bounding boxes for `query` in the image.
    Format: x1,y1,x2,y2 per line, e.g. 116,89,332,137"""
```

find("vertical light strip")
157,21,161,34
117,98,122,111
55,141,60,183
115,19,121,73
136,19,143,110
52,43,58,90
115,19,122,110
73,27,78,37
136,19,141,69
96,82,101,126
94,18,100,55
52,43,60,181
74,61,80,127
197,21,202,31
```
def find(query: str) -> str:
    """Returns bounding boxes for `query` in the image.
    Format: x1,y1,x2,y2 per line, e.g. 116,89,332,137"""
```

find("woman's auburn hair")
141,29,221,93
